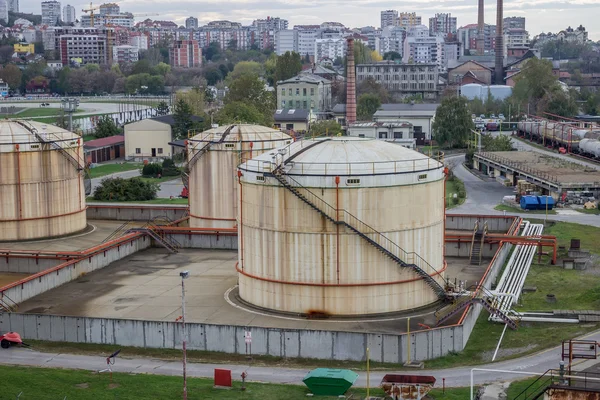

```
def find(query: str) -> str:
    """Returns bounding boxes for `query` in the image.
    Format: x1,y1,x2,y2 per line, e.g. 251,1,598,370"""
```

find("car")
39,102,50,107
491,114,497,119
498,114,505,121
479,114,485,119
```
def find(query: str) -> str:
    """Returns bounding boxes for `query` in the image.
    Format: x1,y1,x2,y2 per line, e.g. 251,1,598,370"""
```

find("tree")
84,63,100,73
309,120,342,136
175,87,204,116
204,67,222,85
357,94,381,120
225,73,275,123
154,62,171,77
33,41,44,54
218,64,229,79
94,115,121,138
543,89,579,117
357,77,390,103
204,42,221,61
0,45,14,63
353,41,380,64
264,53,278,85
172,98,196,139
432,95,474,148
132,59,152,75
93,177,158,202
511,58,559,115
227,61,263,82
156,101,169,116
216,101,268,125
274,51,302,84
383,51,402,61
481,133,513,151
0,64,22,90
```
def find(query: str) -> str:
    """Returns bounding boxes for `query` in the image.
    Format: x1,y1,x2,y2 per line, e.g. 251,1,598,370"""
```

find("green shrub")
142,163,162,177
93,177,159,201
161,158,181,176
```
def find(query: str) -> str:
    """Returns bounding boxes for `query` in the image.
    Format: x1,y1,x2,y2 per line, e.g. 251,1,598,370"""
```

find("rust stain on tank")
304,309,331,319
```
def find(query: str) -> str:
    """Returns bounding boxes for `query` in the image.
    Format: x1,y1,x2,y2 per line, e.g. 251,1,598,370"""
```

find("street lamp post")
180,270,190,400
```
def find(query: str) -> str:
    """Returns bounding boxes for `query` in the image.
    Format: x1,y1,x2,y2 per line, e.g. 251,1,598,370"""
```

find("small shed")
303,368,358,396
84,135,125,164
520,195,539,210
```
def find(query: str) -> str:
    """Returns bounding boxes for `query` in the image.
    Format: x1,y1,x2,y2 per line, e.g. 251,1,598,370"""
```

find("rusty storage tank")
237,137,446,316
187,124,292,229
0,120,87,241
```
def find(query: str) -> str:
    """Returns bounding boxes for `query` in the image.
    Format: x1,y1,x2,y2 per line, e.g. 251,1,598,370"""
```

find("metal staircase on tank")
469,221,488,266
15,120,92,195
266,166,448,300
434,285,521,329
182,125,236,189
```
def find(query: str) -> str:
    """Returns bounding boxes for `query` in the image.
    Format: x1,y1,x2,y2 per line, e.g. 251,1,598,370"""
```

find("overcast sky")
23,0,599,41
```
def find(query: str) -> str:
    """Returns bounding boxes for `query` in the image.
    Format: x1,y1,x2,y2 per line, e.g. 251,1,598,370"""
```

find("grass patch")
541,220,600,256
138,176,181,184
494,203,557,215
0,364,370,400
506,377,545,399
446,176,466,209
88,163,141,179
574,207,600,215
86,197,188,205
423,311,598,369
13,108,83,118
429,387,474,399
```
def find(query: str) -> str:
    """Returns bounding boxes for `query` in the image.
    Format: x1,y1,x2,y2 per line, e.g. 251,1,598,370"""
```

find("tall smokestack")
477,0,484,55
346,38,357,125
495,0,504,83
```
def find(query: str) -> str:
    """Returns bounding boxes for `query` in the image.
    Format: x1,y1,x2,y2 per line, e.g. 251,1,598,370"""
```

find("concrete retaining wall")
0,257,63,274
445,242,499,259
87,205,188,222
446,215,516,233
0,236,151,305
0,312,464,363
168,233,237,250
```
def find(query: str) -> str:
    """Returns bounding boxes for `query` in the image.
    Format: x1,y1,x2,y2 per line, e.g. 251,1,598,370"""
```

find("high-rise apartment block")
112,45,139,64
0,0,8,24
62,4,75,24
398,12,421,28
169,39,201,68
8,0,17,13
457,23,496,53
185,16,198,29
503,16,525,30
380,10,398,29
429,13,457,36
274,29,297,55
42,1,62,26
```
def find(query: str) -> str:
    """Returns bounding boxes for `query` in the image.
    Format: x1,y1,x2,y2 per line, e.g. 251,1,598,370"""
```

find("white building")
347,121,415,149
0,0,8,24
62,4,75,24
113,45,138,64
373,103,440,143
504,28,529,48
275,29,297,55
81,13,134,28
15,17,33,26
314,38,346,62
8,0,16,13
381,10,398,29
185,16,198,29
41,1,61,26
398,12,421,28
129,33,149,50
403,25,445,69
294,25,320,57
429,13,457,36
375,26,406,57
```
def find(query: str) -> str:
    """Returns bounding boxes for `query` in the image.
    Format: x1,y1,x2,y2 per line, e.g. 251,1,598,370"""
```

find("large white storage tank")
0,120,87,241
460,84,483,100
237,137,446,315
187,124,292,229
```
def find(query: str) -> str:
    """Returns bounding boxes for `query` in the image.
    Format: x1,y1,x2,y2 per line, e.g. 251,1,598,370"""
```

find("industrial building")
0,120,87,241
186,124,292,229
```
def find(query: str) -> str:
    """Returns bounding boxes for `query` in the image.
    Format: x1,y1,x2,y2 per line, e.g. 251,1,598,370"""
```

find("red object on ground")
214,369,232,387
0,331,24,348
180,187,189,198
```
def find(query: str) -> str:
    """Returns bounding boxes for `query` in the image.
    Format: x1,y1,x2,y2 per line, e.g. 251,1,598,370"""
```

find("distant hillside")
8,11,42,26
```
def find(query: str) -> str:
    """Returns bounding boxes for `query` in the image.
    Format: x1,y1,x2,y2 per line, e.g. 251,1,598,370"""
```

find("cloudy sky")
23,0,600,41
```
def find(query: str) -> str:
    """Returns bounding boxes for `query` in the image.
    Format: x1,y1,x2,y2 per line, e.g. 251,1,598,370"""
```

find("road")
3,102,153,117
3,328,599,388
446,154,600,227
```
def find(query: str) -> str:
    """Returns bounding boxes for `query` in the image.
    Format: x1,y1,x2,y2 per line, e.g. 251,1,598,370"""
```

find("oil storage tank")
237,137,446,315
0,120,87,241
187,124,292,229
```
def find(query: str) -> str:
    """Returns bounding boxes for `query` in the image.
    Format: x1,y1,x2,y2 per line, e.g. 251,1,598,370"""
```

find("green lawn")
494,203,557,215
88,163,141,179
541,219,600,256
86,197,188,205
446,176,466,209
429,387,474,399
574,207,600,215
506,377,546,399
0,365,371,400
138,176,181,184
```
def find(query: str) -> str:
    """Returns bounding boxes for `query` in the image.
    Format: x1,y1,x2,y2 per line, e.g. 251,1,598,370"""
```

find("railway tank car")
517,120,600,156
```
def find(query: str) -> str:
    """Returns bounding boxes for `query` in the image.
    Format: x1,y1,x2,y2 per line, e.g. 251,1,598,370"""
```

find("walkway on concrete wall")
3,328,599,388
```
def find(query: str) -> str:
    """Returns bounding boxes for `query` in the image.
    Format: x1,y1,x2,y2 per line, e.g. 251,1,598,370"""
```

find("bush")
161,158,181,177
142,163,162,177
93,177,159,201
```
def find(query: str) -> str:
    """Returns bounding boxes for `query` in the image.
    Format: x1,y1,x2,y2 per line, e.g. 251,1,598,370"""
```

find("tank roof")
189,124,291,143
0,120,80,152
245,137,442,176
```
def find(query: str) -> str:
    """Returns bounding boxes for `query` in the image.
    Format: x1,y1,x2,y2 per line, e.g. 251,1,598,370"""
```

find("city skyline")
21,0,599,41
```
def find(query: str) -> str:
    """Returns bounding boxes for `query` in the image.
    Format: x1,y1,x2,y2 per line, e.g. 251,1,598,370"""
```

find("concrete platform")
0,220,145,252
17,248,486,334
0,273,29,287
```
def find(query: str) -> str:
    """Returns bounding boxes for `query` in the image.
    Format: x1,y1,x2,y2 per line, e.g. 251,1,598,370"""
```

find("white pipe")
519,316,579,323
492,324,508,362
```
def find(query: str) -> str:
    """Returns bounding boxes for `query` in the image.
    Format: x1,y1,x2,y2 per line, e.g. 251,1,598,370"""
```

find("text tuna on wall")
0,120,87,241
237,137,446,316
187,124,292,229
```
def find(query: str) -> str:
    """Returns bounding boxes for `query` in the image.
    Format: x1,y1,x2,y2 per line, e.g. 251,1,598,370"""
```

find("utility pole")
180,270,190,400
61,98,79,132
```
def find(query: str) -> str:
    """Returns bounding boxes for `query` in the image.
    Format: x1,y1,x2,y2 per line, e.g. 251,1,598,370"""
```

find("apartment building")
59,33,108,65
314,38,346,62
457,23,496,53
112,45,138,64
185,17,198,29
275,29,297,55
403,25,446,68
294,25,320,57
356,61,439,99
503,16,525,30
41,1,61,26
0,0,8,24
277,73,332,113
62,4,75,24
429,13,457,36
381,10,398,29
169,39,201,68
398,12,421,28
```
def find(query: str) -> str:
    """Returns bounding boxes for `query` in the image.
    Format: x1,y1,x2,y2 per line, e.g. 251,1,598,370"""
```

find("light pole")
180,270,190,400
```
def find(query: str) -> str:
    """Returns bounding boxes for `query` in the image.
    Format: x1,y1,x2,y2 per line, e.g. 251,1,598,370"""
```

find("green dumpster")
303,368,359,396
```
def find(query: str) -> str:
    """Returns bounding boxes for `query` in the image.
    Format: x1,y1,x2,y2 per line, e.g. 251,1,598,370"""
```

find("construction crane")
103,13,158,64
81,2,100,27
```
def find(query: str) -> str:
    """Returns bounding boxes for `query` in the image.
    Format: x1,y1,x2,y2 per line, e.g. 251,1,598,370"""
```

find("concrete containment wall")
167,233,237,250
0,312,465,363
87,205,188,222
0,235,151,305
445,242,499,259
446,214,516,233
0,256,63,274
